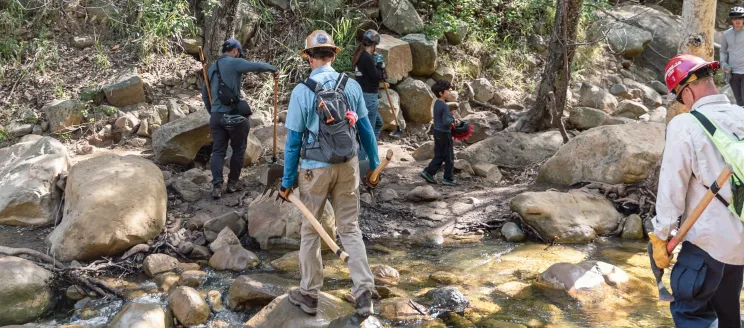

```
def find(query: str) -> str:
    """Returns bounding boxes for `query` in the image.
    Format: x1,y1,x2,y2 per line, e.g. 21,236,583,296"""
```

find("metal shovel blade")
263,162,285,193
389,128,403,139
648,243,674,302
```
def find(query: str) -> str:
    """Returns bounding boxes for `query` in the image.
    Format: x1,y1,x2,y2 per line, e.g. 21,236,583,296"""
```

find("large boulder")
463,111,501,144
378,88,407,132
247,190,335,249
458,131,564,168
239,132,263,166
396,77,436,123
423,286,469,314
604,20,653,59
433,65,455,83
102,68,146,107
209,244,260,271
0,257,55,326
41,99,86,133
568,107,609,130
227,274,296,309
153,110,212,165
109,303,174,328
511,190,624,243
48,154,167,261
244,292,354,328
253,125,287,153
401,34,437,76
537,123,664,185
578,83,618,113
613,100,649,119
0,137,69,226
623,79,663,108
380,0,424,35
376,35,413,84
168,286,210,327
471,78,495,102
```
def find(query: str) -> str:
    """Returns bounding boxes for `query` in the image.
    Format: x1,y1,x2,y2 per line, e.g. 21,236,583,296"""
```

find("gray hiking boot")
226,179,244,193
442,178,457,186
420,171,437,184
355,290,373,317
288,288,318,315
212,185,223,200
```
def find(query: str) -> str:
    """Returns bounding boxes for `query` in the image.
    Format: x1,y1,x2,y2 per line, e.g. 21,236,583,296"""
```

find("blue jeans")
359,92,382,161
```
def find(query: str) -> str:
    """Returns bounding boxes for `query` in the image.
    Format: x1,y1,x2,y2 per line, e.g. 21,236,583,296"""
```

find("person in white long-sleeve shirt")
651,54,744,327
721,6,744,106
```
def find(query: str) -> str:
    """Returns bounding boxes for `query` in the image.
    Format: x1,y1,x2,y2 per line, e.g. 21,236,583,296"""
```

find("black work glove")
278,186,292,202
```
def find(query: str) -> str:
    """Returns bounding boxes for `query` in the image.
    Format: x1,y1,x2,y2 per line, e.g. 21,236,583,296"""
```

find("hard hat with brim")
301,30,341,58
664,54,719,102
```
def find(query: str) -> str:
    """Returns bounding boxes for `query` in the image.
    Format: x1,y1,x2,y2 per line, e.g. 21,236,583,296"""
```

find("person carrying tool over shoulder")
352,29,385,148
420,80,458,186
651,54,744,327
277,30,380,317
721,7,744,106
202,39,278,200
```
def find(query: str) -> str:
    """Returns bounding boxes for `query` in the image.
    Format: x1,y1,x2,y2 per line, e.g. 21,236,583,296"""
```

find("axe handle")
369,149,393,184
273,75,279,162
383,83,403,128
199,47,212,103
668,164,734,253
288,193,349,262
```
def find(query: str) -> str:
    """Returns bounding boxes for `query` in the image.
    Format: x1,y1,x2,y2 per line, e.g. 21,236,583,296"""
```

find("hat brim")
300,45,342,58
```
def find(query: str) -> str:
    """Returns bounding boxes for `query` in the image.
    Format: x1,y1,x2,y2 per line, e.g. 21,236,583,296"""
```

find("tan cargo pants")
298,156,375,299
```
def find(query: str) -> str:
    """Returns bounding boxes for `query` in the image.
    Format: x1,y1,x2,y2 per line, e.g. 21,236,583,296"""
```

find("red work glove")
345,111,358,127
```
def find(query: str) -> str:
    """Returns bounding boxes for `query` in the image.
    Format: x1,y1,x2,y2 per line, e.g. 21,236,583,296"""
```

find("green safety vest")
690,110,744,221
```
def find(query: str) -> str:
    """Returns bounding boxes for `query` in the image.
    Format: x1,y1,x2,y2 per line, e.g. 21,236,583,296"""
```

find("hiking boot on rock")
212,185,223,200
442,178,457,186
355,290,373,317
288,288,318,315
420,171,437,184
226,179,244,193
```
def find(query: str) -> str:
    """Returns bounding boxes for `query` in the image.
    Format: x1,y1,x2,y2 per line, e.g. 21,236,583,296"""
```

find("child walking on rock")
420,80,458,185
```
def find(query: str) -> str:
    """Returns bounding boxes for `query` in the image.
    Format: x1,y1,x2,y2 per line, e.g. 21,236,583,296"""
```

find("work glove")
365,170,380,189
648,232,672,269
345,111,358,127
278,186,292,202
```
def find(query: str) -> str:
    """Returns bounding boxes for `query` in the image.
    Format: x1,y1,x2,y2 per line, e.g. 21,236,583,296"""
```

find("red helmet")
664,54,719,101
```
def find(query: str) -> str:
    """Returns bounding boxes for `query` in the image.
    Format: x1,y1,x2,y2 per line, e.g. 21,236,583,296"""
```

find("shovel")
264,75,285,193
199,47,212,103
383,83,404,139
649,164,734,302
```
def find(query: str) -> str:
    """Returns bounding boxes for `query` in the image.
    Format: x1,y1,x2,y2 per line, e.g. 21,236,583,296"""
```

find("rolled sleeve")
653,118,694,240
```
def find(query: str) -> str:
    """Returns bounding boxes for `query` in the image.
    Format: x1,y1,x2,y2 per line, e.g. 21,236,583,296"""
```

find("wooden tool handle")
199,47,212,103
383,84,402,126
668,164,734,253
369,149,394,185
288,193,349,262
273,75,279,161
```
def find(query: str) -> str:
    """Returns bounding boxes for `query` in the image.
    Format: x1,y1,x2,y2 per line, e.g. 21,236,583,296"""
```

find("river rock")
537,123,664,185
0,137,69,226
167,100,186,122
0,257,55,326
7,121,34,137
568,107,609,130
186,213,211,231
494,281,532,300
209,245,259,271
604,20,653,58
502,222,525,242
623,78,663,108
247,191,336,249
396,78,435,123
190,245,212,260
204,211,246,242
109,303,173,328
473,163,502,184
379,298,428,322
406,186,442,202
511,190,623,243
454,159,474,175
153,110,212,165
609,84,631,99
463,111,501,144
168,286,210,327
613,100,649,119
41,99,86,133
48,154,166,261
244,292,354,328
114,113,140,135
371,265,400,286
578,83,617,113
270,251,299,272
103,68,146,107
536,262,605,291
412,141,434,161
209,227,241,253
376,34,413,84
143,254,179,278
621,214,644,240
378,88,406,132
472,78,496,102
155,272,179,292
430,271,459,284
401,34,437,76
171,178,202,202
177,270,206,288
207,290,225,313
379,0,424,35
328,315,384,328
183,168,209,185
424,286,469,314
458,130,564,168
228,274,296,308
379,189,399,203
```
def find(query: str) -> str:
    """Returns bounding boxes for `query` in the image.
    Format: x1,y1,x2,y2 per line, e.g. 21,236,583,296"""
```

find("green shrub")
111,0,198,58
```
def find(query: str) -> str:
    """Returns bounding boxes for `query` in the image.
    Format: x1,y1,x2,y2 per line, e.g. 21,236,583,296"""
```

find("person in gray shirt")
721,6,744,106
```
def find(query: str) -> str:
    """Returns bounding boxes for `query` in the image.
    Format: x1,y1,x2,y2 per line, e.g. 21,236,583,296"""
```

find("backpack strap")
691,172,731,207
335,73,349,93
301,78,322,93
690,110,717,136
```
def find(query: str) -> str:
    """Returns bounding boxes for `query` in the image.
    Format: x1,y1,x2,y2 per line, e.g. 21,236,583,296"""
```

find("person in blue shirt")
201,39,278,199
276,30,379,318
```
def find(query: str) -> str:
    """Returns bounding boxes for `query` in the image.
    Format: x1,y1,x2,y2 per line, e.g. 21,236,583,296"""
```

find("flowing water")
33,236,684,327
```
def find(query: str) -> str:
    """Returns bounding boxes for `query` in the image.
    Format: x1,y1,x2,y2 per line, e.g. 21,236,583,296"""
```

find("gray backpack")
300,73,359,164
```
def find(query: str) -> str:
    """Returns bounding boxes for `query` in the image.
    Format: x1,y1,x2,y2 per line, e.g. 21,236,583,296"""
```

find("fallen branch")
120,244,150,260
0,246,66,269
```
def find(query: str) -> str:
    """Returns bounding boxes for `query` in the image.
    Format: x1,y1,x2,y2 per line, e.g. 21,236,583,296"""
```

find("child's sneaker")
420,171,437,184
442,178,457,186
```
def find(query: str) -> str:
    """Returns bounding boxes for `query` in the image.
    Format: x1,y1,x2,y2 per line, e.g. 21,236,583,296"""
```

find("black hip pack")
213,59,251,129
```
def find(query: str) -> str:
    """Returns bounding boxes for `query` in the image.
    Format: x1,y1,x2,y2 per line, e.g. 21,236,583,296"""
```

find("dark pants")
209,112,250,187
670,241,744,328
731,73,744,106
424,130,454,180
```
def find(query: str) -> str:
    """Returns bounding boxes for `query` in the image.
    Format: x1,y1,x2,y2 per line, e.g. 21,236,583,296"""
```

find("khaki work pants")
298,156,375,299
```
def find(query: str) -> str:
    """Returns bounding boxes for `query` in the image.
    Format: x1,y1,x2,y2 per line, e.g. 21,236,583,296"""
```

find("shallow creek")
34,236,690,327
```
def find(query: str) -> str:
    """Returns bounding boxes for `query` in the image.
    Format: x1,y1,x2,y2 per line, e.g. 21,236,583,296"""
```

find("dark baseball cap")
222,39,244,58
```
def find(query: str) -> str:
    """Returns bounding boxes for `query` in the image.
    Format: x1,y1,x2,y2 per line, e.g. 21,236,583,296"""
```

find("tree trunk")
202,0,241,64
514,0,582,139
666,0,717,123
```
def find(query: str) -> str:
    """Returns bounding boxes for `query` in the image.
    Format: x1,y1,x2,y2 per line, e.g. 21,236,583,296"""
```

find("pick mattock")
383,83,404,139
199,47,212,103
263,74,285,193
649,164,734,302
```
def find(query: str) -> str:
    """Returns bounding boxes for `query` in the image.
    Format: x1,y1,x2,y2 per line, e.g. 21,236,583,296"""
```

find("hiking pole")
648,164,734,302
384,83,404,139
199,47,212,103
287,193,349,262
